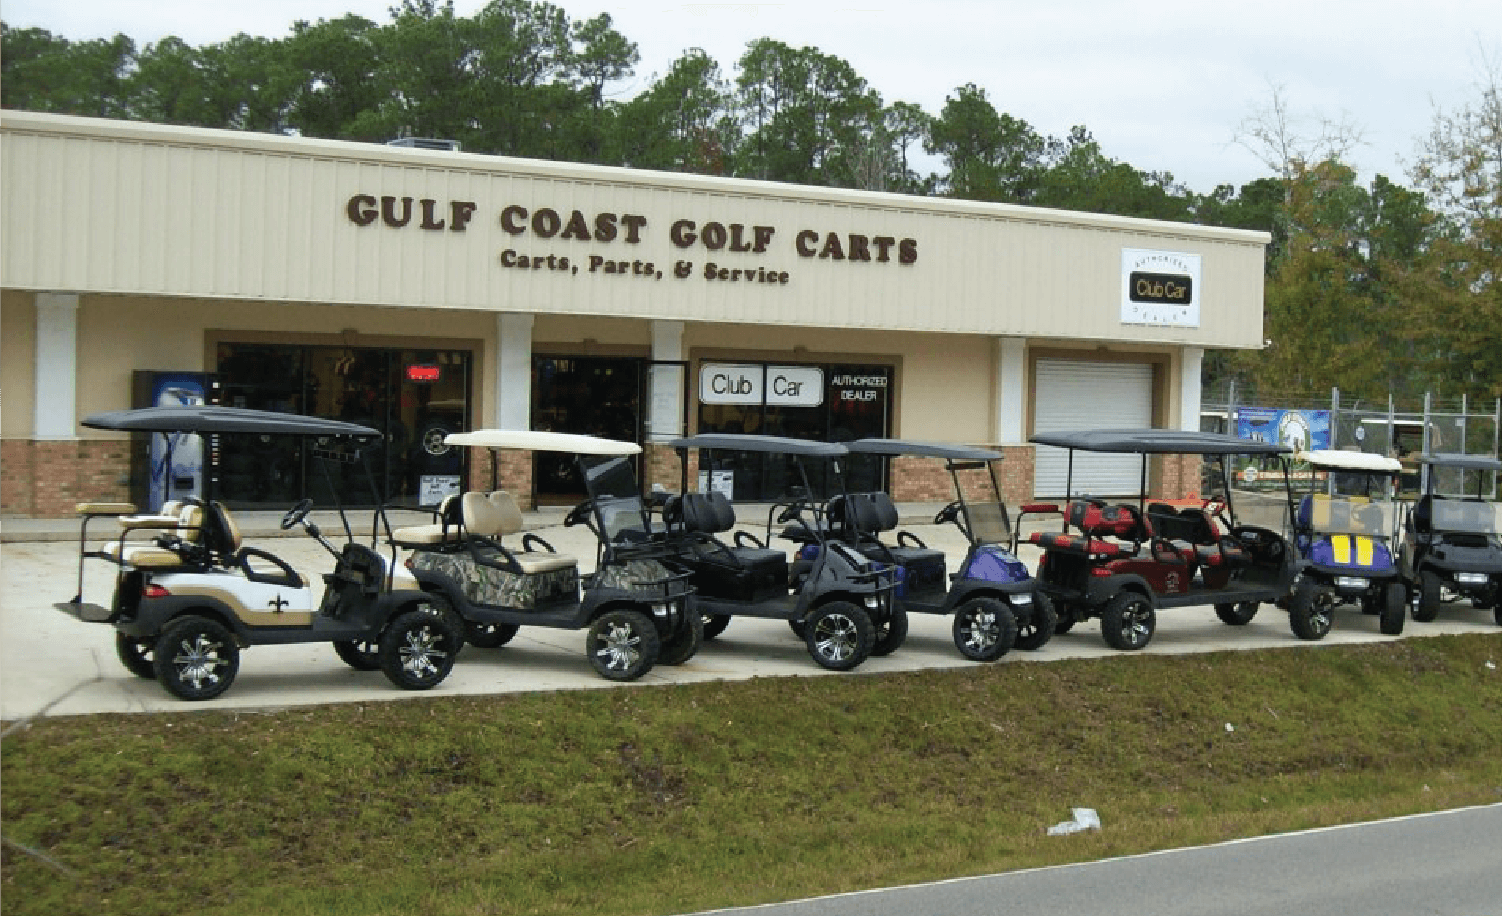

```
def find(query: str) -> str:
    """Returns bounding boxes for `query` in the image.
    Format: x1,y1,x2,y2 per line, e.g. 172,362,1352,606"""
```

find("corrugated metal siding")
2,112,1268,348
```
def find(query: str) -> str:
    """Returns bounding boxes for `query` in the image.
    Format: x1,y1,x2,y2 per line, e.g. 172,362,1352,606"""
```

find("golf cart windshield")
582,454,653,542
1427,499,1502,535
1303,495,1397,537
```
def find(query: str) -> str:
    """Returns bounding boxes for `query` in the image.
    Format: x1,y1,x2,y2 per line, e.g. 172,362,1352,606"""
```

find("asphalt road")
677,805,1502,916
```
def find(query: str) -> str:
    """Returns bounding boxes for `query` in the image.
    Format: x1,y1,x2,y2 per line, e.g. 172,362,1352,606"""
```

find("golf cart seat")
202,501,305,587
390,494,465,547
676,491,786,563
836,492,947,568
1409,494,1435,535
463,491,577,574
99,499,205,568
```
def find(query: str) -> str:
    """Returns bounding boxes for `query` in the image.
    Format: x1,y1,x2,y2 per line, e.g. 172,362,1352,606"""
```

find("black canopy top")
1419,452,1502,472
82,406,379,438
845,438,1002,462
669,434,848,457
1030,428,1291,456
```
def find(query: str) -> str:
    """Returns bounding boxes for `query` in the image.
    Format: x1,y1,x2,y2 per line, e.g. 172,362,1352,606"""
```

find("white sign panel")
699,364,824,407
1121,248,1201,328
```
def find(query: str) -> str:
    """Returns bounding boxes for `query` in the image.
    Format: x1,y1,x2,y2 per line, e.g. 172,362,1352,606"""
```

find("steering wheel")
934,500,962,526
776,500,806,524
280,498,314,531
564,500,594,527
1204,494,1231,526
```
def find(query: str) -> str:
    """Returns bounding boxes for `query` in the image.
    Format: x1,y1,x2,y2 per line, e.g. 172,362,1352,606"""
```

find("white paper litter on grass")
1046,807,1101,836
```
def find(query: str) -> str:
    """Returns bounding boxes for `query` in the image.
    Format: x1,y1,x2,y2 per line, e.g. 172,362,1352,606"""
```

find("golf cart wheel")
1053,606,1077,635
1214,601,1260,626
333,639,381,671
804,601,874,672
116,633,157,679
1289,577,1334,640
1379,582,1406,636
870,607,909,657
788,619,807,639
702,614,732,641
465,621,520,649
1014,592,1057,651
587,609,661,681
153,615,239,701
658,611,704,666
378,607,460,691
1413,570,1442,622
952,596,1018,662
1100,592,1156,651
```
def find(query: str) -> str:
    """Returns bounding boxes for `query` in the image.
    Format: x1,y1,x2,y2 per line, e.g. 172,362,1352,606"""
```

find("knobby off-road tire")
657,611,704,666
378,606,461,690
333,638,381,671
465,621,520,649
1100,591,1156,651
804,601,874,672
1289,577,1334,641
1013,592,1057,651
153,615,240,701
952,596,1018,662
586,609,661,681
1379,582,1406,636
870,607,909,657
1215,601,1260,626
116,633,157,679
1413,570,1443,623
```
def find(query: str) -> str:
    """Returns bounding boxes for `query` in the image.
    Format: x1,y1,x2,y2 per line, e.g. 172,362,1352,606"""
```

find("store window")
696,363,892,501
532,356,645,503
214,343,472,507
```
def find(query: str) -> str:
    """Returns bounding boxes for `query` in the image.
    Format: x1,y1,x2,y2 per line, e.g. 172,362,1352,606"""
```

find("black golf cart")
838,438,1051,660
1399,452,1502,626
1026,429,1297,650
395,429,699,682
1289,449,1407,638
59,405,463,701
659,434,899,671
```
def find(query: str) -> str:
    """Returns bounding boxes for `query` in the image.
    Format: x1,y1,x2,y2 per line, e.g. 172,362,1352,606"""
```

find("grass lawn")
4,634,1501,916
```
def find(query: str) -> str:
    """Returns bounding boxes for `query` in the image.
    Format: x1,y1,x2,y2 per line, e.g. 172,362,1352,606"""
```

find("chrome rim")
960,608,998,653
171,632,230,691
1121,603,1152,646
398,623,448,678
595,620,642,672
812,613,859,662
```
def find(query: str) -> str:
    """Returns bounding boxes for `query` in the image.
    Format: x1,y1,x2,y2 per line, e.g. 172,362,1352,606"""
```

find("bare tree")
1234,79,1366,187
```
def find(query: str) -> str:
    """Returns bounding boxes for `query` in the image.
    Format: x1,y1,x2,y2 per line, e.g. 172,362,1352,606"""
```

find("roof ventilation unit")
386,137,461,152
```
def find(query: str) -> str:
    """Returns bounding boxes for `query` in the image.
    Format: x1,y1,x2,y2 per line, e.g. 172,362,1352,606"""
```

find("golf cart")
1399,453,1502,626
395,430,699,682
659,434,899,671
1289,449,1407,638
1026,429,1297,650
59,405,463,701
839,438,1051,660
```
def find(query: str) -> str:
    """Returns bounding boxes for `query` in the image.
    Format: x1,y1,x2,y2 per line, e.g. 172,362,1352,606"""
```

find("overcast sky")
5,0,1499,195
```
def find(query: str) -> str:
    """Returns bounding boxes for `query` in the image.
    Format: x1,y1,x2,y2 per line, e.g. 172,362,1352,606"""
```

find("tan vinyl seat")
101,501,204,567
390,494,464,546
464,490,577,574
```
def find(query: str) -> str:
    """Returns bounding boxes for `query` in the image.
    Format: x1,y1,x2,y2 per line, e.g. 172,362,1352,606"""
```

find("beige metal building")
2,111,1269,517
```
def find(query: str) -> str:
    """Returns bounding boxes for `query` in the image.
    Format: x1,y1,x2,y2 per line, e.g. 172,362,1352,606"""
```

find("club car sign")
1120,248,1201,328
700,364,824,407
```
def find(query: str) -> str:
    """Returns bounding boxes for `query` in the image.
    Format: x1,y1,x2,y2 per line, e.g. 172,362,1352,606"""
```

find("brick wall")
465,448,536,508
887,444,1036,507
1,438,134,518
644,442,695,495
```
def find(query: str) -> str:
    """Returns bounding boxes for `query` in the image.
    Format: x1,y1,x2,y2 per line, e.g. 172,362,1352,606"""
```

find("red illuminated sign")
405,364,441,383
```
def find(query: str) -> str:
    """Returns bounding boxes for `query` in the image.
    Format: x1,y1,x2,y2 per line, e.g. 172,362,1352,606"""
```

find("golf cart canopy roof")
669,434,847,457
845,438,1002,462
444,429,641,456
1297,450,1404,473
82,406,378,438
1030,428,1291,456
1418,452,1502,472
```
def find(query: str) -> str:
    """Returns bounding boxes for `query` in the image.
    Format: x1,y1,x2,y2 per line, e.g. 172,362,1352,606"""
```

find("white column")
35,293,80,439
995,337,1027,445
1179,347,1204,432
648,320,685,441
496,313,533,430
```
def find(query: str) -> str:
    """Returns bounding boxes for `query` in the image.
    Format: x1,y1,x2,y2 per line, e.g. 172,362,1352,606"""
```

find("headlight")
1455,572,1489,586
651,602,670,616
1334,576,1368,590
865,595,880,609
1010,594,1033,606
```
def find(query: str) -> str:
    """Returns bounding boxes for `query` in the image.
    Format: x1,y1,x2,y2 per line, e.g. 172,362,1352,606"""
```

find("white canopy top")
1297,450,1404,473
444,429,641,456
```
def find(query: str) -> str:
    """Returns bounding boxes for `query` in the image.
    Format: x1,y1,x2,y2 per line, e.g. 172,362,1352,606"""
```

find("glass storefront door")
532,356,646,503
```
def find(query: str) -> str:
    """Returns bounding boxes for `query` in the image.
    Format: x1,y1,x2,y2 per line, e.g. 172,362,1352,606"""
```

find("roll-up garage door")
1033,359,1153,497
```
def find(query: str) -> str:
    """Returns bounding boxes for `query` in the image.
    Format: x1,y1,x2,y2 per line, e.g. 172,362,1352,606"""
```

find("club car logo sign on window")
700,364,824,407
1121,248,1201,328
